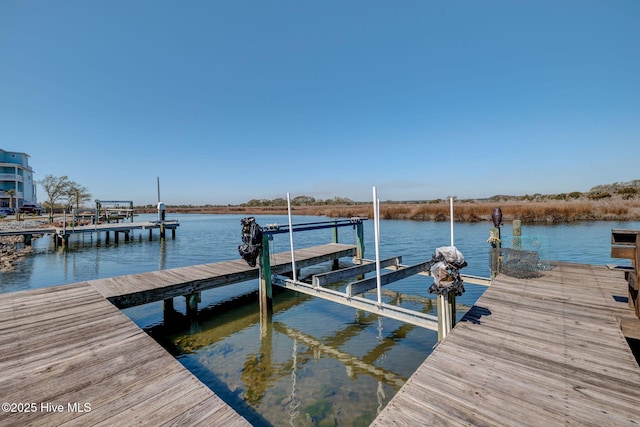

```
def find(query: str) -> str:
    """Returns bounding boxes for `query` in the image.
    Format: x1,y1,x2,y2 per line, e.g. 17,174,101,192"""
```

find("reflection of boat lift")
287,339,301,426
273,322,406,388
156,284,423,412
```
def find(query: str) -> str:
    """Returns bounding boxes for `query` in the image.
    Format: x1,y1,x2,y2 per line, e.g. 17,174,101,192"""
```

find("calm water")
2,214,639,426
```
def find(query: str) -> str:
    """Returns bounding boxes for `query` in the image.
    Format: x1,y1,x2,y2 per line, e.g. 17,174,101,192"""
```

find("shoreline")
0,219,48,272
138,199,640,223
3,201,640,272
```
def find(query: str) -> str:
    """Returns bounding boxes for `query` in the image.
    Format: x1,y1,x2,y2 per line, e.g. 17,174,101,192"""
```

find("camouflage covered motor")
428,246,467,296
238,217,263,267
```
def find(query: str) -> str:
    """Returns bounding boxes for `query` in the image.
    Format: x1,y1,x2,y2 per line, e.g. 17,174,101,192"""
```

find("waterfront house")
0,149,37,209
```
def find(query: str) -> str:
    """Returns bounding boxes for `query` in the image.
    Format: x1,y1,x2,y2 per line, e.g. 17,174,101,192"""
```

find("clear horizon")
2,1,639,206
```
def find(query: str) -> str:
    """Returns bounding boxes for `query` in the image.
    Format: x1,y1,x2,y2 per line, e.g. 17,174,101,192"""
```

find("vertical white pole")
449,196,454,247
440,296,449,339
373,187,382,305
287,193,297,282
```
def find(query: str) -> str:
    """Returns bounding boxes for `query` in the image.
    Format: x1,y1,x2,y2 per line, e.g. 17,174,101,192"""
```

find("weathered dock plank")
372,262,640,426
90,243,356,308
0,283,250,427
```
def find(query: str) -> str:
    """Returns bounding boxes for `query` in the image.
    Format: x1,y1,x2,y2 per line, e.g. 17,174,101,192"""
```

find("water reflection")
147,287,438,426
287,339,301,425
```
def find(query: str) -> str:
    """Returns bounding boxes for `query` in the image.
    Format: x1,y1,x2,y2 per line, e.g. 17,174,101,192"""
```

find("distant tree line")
135,179,640,211
241,196,356,207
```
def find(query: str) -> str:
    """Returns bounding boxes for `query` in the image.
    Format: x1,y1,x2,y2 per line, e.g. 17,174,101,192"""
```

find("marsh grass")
153,200,640,223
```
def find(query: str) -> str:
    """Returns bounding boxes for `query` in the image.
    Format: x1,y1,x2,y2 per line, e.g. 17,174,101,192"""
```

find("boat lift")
259,190,490,340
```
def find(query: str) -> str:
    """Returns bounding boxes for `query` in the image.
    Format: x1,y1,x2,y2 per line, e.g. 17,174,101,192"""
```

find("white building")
0,149,37,209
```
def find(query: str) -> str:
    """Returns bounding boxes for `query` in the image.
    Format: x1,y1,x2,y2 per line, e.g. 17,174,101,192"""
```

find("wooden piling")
332,221,340,270
355,221,365,260
489,226,501,280
513,219,522,250
186,292,200,317
437,292,455,341
259,234,273,320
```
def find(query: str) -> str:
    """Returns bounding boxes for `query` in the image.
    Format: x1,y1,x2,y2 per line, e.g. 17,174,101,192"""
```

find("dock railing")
611,229,640,318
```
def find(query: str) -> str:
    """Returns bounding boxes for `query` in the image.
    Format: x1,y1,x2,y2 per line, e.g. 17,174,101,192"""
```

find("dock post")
489,226,501,280
437,292,455,341
355,221,365,260
124,231,130,242
114,231,119,244
23,234,32,246
59,234,69,250
186,292,200,317
163,298,175,322
513,219,522,250
160,223,166,239
489,207,503,281
332,221,340,270
149,229,153,241
171,227,176,239
259,234,273,319
105,231,110,243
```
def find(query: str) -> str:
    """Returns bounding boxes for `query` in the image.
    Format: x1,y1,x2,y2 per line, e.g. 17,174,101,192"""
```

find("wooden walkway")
91,243,356,308
372,262,640,426
0,243,355,426
0,221,179,238
0,283,250,427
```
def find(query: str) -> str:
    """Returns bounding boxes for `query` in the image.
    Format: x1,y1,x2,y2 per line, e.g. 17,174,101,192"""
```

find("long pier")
372,262,640,426
0,220,180,247
92,243,356,308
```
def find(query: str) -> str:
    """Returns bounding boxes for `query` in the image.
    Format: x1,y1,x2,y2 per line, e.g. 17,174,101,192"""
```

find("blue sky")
1,1,639,206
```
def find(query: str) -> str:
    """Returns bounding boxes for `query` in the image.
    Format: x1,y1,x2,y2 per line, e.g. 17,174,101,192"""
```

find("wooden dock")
91,243,356,308
372,262,640,426
6,236,640,426
0,283,250,426
0,220,180,246
0,243,355,426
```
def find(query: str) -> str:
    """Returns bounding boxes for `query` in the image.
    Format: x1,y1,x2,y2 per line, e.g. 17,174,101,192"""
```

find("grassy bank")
141,200,640,223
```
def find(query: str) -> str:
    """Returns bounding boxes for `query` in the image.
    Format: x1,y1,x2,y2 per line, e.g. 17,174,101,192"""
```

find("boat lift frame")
262,216,440,331
258,193,489,338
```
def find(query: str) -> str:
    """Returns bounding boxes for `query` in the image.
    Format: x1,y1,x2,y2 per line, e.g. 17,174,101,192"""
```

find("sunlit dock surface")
91,243,356,307
0,243,355,426
4,248,640,425
373,262,640,426
0,283,250,426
